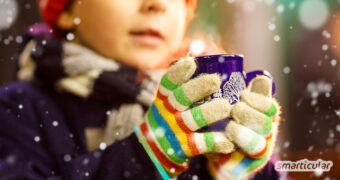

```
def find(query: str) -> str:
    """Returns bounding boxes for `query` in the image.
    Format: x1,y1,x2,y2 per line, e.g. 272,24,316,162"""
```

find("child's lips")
129,30,164,47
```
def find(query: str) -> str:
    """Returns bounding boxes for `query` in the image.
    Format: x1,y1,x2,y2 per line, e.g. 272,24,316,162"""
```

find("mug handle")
245,70,276,97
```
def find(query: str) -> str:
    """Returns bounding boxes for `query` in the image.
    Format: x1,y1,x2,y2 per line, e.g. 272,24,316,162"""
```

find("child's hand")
208,76,280,180
134,57,235,178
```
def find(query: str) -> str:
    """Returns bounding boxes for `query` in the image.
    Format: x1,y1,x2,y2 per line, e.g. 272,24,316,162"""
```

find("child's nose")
140,0,167,14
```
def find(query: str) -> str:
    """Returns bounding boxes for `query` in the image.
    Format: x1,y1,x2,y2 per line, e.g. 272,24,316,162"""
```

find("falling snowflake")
34,136,40,142
314,168,323,177
306,81,332,100
283,141,290,148
99,142,107,150
64,154,72,162
154,127,164,137
322,30,331,39
329,130,334,138
276,4,285,14
167,149,174,155
325,92,330,98
218,56,225,63
24,3,31,9
274,35,280,42
74,17,81,25
3,39,10,45
15,36,22,44
268,23,276,31
326,129,335,146
66,33,74,41
83,158,89,165
93,151,101,158
311,99,317,106
336,125,340,132
283,66,290,74
274,146,280,153
221,74,228,81
330,59,337,66
123,171,131,178
189,39,205,56
52,121,58,127
322,44,328,51
6,155,15,164
335,109,340,117
308,145,314,152
223,72,245,104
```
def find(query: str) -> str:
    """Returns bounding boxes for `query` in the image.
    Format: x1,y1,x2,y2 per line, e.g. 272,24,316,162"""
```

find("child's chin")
127,54,166,70
136,61,161,71
115,57,159,70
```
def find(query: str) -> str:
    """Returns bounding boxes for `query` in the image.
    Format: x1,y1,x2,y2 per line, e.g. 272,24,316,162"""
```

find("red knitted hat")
37,0,197,30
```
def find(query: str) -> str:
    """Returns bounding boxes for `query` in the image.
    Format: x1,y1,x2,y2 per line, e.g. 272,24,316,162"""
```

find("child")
0,0,282,179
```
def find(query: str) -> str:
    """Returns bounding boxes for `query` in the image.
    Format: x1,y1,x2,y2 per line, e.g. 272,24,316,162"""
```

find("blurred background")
0,0,339,179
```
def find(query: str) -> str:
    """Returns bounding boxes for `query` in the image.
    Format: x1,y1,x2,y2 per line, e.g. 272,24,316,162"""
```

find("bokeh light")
299,0,329,30
0,0,18,31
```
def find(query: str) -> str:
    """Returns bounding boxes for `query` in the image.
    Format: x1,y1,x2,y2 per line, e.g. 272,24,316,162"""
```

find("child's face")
67,0,187,70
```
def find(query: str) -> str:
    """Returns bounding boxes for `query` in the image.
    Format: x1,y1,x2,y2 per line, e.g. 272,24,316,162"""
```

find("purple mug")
191,54,275,132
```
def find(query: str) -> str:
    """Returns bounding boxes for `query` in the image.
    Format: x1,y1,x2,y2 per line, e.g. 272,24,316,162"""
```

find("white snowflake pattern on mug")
223,72,245,104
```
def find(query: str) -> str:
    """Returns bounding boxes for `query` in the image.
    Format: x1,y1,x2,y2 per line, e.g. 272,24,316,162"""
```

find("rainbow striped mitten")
134,56,235,179
208,76,281,180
